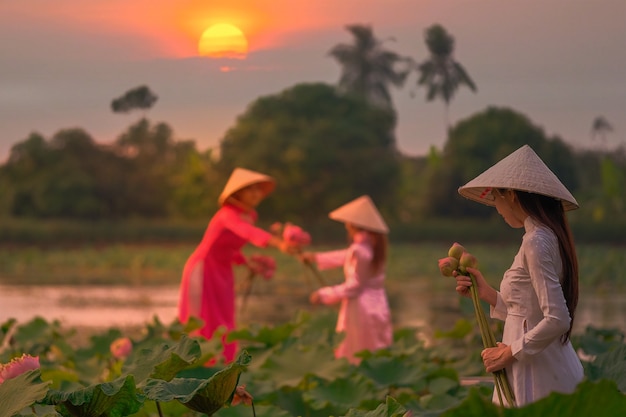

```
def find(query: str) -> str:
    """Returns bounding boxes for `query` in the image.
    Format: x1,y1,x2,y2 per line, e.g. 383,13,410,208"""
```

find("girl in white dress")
454,145,584,406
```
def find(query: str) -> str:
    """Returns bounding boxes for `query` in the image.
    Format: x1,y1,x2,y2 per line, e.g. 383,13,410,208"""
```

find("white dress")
491,216,584,405
314,231,392,364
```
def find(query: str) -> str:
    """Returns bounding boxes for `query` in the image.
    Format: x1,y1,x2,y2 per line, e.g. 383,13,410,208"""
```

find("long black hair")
515,191,579,344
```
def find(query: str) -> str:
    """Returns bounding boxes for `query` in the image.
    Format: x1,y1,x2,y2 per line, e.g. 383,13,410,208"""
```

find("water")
1,283,624,337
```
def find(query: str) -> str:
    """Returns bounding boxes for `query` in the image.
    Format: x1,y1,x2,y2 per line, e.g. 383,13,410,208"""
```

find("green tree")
111,85,158,114
590,116,614,145
2,129,113,218
415,24,477,131
0,120,214,219
329,24,411,111
113,119,201,217
423,107,579,218
217,83,400,224
169,148,219,218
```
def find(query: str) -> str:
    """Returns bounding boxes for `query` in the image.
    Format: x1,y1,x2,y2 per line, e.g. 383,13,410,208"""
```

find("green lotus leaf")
260,343,349,387
302,374,377,412
229,321,297,346
142,351,251,415
44,374,143,417
123,334,201,386
343,396,407,417
574,325,624,357
428,376,459,396
441,379,626,416
273,387,335,417
0,370,50,417
584,344,626,392
420,392,463,411
434,319,473,339
358,355,426,389
215,403,292,417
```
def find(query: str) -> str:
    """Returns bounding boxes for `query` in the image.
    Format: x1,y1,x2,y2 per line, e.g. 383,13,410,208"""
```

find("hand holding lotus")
481,342,515,373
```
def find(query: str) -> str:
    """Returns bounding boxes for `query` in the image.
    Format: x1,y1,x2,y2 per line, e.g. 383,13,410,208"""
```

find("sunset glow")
198,23,248,59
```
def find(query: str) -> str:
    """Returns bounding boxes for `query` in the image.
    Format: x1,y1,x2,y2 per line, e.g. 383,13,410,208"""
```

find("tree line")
0,24,623,227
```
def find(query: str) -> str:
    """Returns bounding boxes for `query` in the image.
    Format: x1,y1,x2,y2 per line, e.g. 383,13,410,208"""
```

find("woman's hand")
481,342,515,373
299,252,315,264
454,266,498,306
309,291,321,305
453,270,473,298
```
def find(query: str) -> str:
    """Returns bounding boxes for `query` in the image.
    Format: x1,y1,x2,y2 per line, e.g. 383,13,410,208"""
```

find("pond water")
1,282,624,339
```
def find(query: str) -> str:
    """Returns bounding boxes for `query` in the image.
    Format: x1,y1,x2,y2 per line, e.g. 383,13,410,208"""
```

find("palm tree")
591,116,614,144
415,24,477,131
329,24,411,111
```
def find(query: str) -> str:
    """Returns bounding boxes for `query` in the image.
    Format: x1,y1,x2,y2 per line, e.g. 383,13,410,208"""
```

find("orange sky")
0,1,624,160
3,0,415,57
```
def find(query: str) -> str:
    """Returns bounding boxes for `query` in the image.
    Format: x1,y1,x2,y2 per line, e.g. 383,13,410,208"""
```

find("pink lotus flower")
0,354,40,384
110,337,133,359
282,222,311,246
249,254,276,280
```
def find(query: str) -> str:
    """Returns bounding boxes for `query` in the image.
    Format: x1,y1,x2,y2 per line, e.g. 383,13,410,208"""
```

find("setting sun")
198,23,248,59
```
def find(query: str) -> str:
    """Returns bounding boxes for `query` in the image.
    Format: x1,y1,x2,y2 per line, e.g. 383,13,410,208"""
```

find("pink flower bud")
0,354,40,384
438,256,459,277
231,385,254,406
269,222,283,236
110,337,133,359
448,242,465,260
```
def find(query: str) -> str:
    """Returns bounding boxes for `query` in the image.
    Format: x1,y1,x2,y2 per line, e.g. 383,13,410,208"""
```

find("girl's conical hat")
458,144,579,211
218,168,275,205
329,195,389,234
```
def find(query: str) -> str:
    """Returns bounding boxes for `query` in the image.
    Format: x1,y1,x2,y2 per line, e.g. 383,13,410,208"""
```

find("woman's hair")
369,232,388,273
515,190,579,343
349,225,387,273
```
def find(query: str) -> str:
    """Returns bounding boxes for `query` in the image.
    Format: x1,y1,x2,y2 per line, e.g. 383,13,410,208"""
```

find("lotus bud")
458,252,478,275
110,337,133,359
448,242,465,260
438,256,459,277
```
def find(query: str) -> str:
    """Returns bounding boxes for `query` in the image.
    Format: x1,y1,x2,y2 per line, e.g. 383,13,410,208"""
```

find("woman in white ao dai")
492,215,583,404
454,145,585,406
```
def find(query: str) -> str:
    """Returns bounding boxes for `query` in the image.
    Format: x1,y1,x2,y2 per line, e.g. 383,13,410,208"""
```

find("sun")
198,23,248,59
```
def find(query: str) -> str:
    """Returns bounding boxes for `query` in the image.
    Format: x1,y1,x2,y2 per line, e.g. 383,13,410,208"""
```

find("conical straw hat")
458,144,579,211
329,195,389,234
218,168,275,205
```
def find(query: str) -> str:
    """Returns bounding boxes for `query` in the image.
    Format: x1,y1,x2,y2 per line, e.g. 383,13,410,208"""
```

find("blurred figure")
301,195,392,364
178,167,294,363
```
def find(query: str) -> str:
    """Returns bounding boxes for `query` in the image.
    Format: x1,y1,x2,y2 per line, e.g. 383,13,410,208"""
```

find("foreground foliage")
0,310,624,417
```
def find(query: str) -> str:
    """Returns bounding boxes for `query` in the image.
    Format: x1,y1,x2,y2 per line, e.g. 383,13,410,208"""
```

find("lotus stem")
468,273,516,407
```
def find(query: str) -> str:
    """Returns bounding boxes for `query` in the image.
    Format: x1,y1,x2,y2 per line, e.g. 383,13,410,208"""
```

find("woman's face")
232,183,265,209
493,189,525,228
345,223,359,238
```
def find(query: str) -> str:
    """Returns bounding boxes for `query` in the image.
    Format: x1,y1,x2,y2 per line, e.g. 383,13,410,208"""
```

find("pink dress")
178,203,272,362
314,231,393,364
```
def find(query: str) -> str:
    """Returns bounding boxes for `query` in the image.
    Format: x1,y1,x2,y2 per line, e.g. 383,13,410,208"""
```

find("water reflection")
0,284,624,336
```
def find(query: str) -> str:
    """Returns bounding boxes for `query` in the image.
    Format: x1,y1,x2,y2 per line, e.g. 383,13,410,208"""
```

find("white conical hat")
329,195,389,234
458,144,579,211
218,168,275,205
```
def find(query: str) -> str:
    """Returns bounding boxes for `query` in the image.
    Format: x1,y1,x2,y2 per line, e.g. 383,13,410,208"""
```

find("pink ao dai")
314,231,392,364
